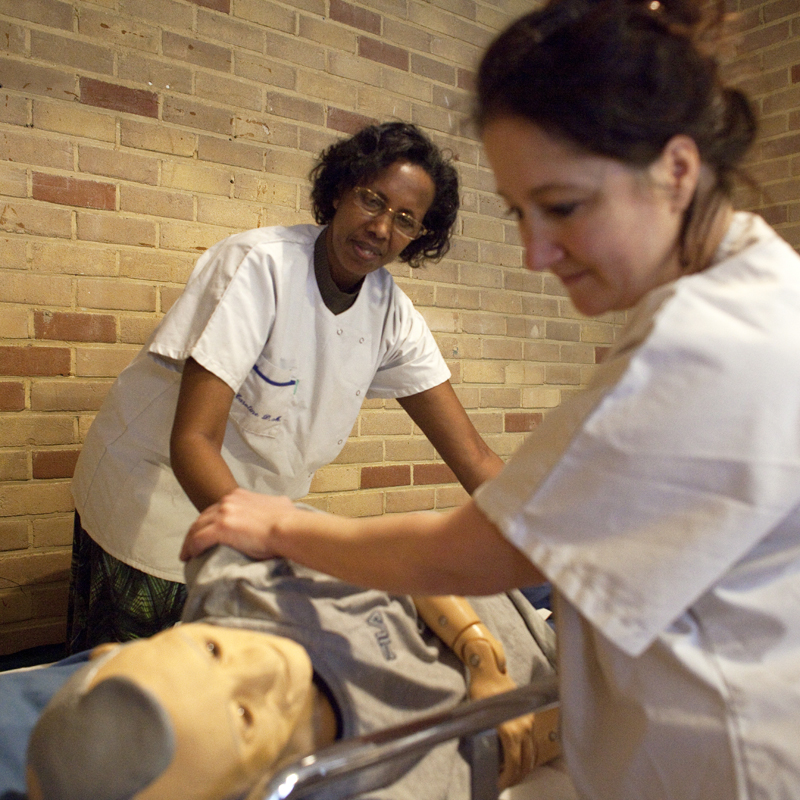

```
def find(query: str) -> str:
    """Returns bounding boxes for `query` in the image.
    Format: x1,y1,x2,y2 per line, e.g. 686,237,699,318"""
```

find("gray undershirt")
314,228,363,315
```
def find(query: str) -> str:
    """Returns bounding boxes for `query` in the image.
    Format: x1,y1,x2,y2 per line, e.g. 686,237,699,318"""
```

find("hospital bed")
0,660,575,800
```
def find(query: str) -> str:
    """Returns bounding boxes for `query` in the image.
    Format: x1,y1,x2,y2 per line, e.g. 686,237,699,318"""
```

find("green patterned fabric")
66,514,186,655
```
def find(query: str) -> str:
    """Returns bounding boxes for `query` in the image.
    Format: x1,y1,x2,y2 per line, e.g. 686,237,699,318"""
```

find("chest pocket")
229,354,298,438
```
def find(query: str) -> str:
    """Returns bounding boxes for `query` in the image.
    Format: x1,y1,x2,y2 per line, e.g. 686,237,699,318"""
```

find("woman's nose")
523,226,564,272
365,210,394,238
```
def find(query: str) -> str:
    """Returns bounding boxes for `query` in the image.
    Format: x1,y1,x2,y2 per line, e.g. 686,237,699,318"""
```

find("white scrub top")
475,213,800,799
72,225,450,581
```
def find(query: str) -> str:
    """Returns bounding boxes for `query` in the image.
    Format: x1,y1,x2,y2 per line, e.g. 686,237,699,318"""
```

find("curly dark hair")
309,122,459,268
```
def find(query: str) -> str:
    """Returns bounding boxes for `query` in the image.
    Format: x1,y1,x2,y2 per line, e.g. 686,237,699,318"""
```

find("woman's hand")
180,488,296,562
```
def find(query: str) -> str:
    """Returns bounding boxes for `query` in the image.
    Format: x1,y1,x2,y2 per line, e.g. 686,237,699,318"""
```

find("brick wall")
722,0,800,246
2,0,784,656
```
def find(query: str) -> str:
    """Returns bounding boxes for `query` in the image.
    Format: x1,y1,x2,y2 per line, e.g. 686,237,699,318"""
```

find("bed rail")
254,677,558,800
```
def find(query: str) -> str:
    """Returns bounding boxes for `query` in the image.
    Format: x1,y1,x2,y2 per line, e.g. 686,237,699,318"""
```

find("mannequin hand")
180,488,295,562
464,640,537,790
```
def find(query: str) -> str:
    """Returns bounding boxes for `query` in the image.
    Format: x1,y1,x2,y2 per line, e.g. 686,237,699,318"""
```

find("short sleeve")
146,230,288,392
475,264,800,657
365,284,450,399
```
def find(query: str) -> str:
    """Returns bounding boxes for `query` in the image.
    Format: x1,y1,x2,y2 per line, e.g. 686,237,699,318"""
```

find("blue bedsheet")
0,653,90,799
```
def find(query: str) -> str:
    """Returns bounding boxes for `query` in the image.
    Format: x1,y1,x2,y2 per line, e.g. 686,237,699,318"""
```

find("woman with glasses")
68,122,504,652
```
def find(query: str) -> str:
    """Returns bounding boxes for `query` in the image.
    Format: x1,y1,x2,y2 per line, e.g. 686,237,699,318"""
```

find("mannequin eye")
206,639,221,658
238,705,254,726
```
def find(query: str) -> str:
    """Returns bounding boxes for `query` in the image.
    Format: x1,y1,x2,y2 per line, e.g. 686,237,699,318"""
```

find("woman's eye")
545,202,578,218
206,640,221,658
238,705,254,727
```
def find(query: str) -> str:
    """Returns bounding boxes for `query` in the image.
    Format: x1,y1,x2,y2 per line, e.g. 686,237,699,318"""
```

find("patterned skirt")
65,513,187,655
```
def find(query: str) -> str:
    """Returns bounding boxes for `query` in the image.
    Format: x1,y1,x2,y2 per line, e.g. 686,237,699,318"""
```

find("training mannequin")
26,548,559,800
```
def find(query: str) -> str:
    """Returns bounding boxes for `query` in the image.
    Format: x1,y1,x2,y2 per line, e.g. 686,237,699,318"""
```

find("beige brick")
160,286,184,312
2,416,75,447
0,483,74,518
118,52,193,94
120,119,197,157
234,54,296,92
161,160,233,196
505,362,545,386
30,379,112,411
79,145,159,185
120,185,194,220
331,439,383,464
120,0,194,30
32,240,117,277
76,212,157,248
385,487,436,513
77,278,157,312
434,484,469,509
236,0,297,34
359,410,414,436
32,515,74,548
0,237,27,271
78,7,160,53
162,96,235,136
418,307,458,333
0,451,28,481
326,491,384,517
119,315,159,344
0,200,72,239
0,59,77,103
159,221,234,253
78,414,96,440
197,136,265,171
357,87,412,121
2,272,73,307
309,466,359,493
235,174,298,207
328,52,383,86
461,312,505,336
31,30,115,74
0,162,27,198
195,72,262,112
463,361,506,384
300,15,358,52
119,249,194,283
196,196,261,230
197,8,265,51
75,347,137,377
522,387,562,409
0,308,29,339
0,518,29,551
480,387,521,408
0,618,67,656
0,587,33,624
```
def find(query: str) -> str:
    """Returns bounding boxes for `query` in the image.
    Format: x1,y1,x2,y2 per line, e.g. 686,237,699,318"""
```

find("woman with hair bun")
184,2,800,797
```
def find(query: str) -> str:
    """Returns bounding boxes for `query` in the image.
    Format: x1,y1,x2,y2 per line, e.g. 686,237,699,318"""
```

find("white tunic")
475,213,800,799
72,225,449,582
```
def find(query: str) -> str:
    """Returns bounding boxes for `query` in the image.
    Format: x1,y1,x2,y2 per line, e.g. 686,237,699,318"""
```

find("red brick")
358,37,409,71
360,465,411,489
327,107,377,135
34,311,116,343
0,347,70,377
504,412,543,433
32,449,81,479
330,0,381,34
188,0,230,10
80,77,158,118
0,381,25,411
413,463,457,486
32,173,115,211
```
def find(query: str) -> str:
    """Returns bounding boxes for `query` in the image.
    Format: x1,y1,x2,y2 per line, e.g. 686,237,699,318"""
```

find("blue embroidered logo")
253,364,297,388
367,611,396,661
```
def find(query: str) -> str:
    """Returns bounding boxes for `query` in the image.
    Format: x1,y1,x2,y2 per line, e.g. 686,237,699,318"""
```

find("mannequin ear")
655,134,701,213
28,675,175,800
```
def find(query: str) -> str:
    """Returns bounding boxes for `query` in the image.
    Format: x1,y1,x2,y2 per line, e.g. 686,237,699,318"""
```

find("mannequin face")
90,624,316,800
482,115,699,316
325,159,436,291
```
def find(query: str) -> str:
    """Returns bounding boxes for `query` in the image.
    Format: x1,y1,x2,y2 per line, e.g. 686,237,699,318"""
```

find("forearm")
170,433,238,511
269,501,543,596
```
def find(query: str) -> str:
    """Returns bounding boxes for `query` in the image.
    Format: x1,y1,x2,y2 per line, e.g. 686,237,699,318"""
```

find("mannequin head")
27,623,325,800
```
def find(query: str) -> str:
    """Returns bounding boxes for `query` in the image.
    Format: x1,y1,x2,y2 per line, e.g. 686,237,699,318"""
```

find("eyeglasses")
351,187,429,240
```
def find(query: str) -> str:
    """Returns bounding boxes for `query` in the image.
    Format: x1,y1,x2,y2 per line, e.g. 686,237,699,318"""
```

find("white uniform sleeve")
146,231,279,392
366,284,450,399
475,251,800,657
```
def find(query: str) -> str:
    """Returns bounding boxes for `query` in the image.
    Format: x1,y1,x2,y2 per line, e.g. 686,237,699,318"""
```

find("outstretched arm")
181,488,544,596
414,595,560,789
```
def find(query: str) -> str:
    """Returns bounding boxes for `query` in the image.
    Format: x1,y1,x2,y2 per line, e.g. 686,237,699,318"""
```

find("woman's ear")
654,134,702,213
